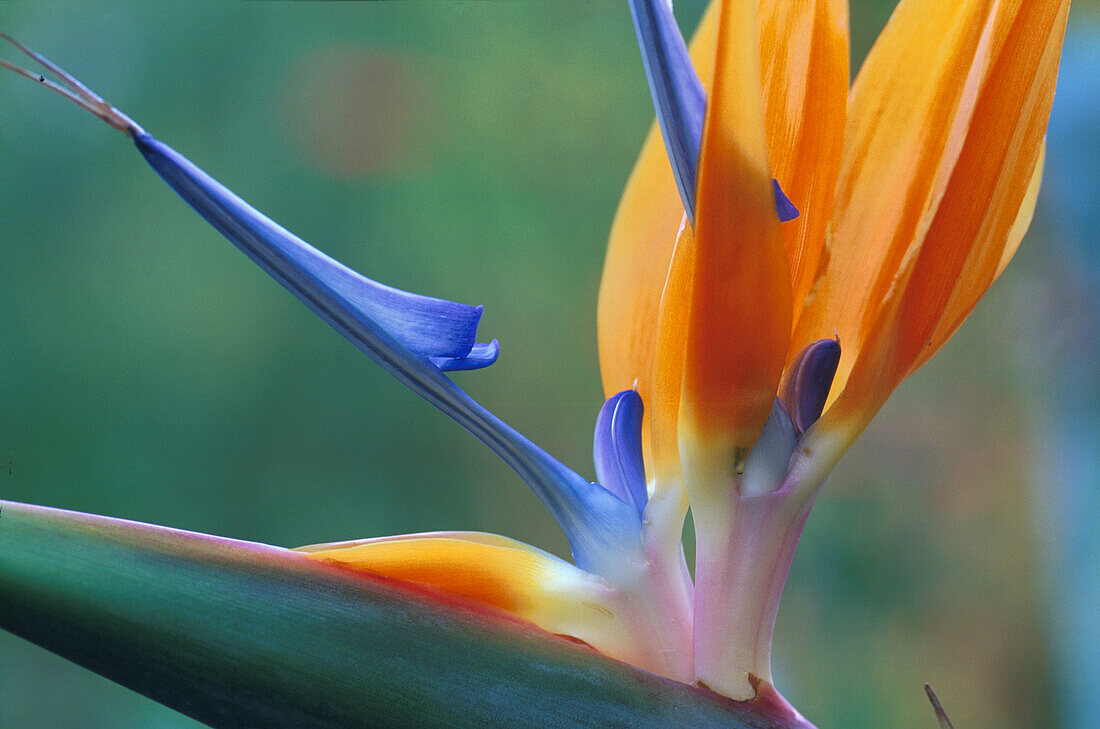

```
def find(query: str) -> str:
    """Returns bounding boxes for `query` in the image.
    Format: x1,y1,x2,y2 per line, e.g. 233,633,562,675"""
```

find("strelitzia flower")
0,0,1069,725
603,0,1067,703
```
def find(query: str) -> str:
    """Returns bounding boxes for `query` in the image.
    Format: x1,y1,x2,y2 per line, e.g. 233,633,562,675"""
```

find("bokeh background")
1,2,1097,728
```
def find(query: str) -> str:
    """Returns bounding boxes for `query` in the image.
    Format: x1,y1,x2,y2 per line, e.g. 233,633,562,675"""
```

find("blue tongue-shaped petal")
0,35,645,578
134,134,497,372
779,338,842,436
593,390,649,518
628,0,798,223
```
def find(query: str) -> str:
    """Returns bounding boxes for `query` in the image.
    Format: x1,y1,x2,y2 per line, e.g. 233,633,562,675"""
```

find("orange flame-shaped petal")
813,0,1068,425
678,0,790,481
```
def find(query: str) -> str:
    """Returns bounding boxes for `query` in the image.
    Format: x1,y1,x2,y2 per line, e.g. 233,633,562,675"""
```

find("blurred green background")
1,2,1097,728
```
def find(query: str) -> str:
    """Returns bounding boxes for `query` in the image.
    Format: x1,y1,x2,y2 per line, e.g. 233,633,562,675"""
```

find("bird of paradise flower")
0,0,1068,727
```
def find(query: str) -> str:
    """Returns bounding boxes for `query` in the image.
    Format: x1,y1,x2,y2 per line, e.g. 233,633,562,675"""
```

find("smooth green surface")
0,500,796,729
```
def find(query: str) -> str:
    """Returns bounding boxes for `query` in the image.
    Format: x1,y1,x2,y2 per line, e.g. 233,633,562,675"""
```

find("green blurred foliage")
0,2,1094,729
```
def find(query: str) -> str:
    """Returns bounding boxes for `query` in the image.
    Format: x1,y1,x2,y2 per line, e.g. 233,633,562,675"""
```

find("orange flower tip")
779,339,841,436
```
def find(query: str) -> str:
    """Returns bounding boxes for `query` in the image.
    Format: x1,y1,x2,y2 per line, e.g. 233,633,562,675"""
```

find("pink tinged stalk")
689,341,841,705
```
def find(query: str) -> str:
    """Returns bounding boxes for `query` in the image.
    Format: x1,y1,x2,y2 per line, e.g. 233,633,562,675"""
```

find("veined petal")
0,39,641,579
594,391,649,517
135,133,646,573
297,532,651,673
626,0,798,224
797,0,1003,404
778,337,841,436
135,134,497,371
598,1,719,437
831,0,1068,420
627,0,706,223
679,0,791,481
759,0,849,331
649,216,695,482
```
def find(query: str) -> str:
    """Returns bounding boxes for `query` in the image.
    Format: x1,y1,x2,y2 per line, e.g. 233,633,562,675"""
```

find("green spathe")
0,501,799,729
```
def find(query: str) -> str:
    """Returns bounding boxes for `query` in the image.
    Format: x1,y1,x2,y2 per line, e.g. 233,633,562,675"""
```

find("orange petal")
910,142,1045,374
798,0,1002,405
679,0,790,476
758,0,849,333
921,144,1048,371
831,0,1068,420
650,216,695,481
598,2,719,453
296,532,640,658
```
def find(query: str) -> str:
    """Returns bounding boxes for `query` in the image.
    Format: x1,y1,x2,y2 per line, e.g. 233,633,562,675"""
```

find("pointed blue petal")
628,1,799,224
593,390,649,518
740,398,798,497
628,0,705,224
772,179,800,222
133,133,495,372
433,339,501,371
131,132,633,575
779,338,841,436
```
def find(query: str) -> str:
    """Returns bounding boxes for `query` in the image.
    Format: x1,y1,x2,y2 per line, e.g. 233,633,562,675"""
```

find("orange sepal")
679,0,791,471
828,0,1068,421
758,0,849,333
296,532,646,663
799,0,999,405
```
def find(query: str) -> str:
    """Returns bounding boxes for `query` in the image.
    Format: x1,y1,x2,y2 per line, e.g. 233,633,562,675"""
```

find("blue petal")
593,390,649,518
432,339,500,372
628,0,799,223
131,132,636,575
779,338,841,436
740,398,798,497
772,179,800,222
628,0,705,225
133,133,496,372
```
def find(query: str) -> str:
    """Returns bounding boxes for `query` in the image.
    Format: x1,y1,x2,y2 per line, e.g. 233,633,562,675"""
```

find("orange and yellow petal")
295,532,647,664
796,0,989,404
649,217,695,481
758,0,849,333
823,0,1067,423
679,0,791,479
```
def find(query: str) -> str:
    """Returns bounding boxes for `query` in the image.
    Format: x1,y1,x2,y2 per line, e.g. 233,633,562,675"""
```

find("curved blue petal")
432,339,500,372
1,35,640,576
628,0,799,223
628,0,704,225
593,390,649,518
772,179,800,223
134,133,496,372
778,338,841,436
131,132,635,575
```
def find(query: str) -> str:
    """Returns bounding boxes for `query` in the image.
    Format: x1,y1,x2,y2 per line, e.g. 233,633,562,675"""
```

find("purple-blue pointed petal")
131,132,638,575
432,339,500,372
779,338,841,436
628,1,800,225
133,133,494,372
629,0,705,224
593,390,649,518
772,179,800,222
